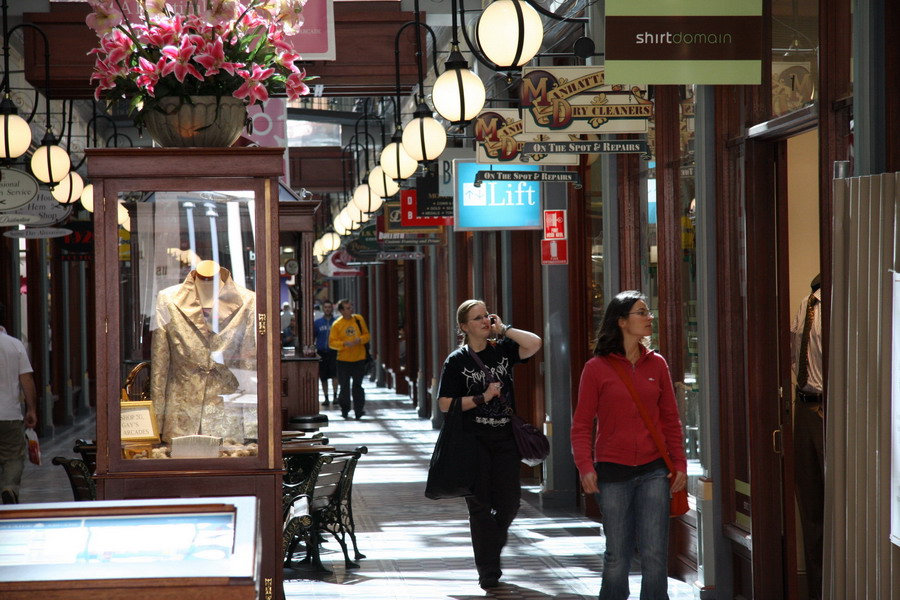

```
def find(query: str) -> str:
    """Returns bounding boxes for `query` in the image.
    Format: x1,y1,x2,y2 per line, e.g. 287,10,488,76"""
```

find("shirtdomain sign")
453,161,541,231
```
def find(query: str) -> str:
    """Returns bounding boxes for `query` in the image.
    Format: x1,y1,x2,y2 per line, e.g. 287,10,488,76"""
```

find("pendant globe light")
368,166,399,198
476,0,543,68
380,131,418,180
433,46,486,125
51,171,84,204
351,184,384,214
401,102,447,164
0,95,31,159
321,232,342,252
80,183,94,212
30,129,70,185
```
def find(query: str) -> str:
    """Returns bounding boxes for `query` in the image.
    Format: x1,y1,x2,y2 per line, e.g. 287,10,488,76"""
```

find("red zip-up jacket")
571,347,687,478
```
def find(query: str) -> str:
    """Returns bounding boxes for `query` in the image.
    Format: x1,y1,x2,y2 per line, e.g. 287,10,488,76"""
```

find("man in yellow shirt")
328,299,371,419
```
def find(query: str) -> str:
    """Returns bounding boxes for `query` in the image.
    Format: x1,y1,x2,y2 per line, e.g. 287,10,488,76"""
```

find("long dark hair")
593,290,646,356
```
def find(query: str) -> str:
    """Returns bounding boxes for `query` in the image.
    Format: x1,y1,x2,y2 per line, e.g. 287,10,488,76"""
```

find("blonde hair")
456,299,487,346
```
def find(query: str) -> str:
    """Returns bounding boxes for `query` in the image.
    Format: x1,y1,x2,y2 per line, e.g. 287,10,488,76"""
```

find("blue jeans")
596,464,671,600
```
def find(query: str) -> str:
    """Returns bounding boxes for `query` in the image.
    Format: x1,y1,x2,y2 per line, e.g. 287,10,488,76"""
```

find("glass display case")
0,496,259,600
86,147,286,599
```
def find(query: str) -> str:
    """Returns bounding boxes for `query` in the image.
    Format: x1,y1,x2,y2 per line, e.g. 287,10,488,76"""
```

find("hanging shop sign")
0,168,39,212
521,140,651,158
3,227,73,240
605,0,763,85
437,149,476,197
519,67,652,135
401,190,453,228
376,251,425,261
318,249,362,277
380,200,442,235
474,109,579,165
474,170,582,189
287,0,336,60
2,190,73,227
0,213,42,226
453,161,541,232
412,173,454,223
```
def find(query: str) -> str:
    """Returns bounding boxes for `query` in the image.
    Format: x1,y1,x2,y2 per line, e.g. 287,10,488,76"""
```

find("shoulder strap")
466,346,497,381
604,356,675,473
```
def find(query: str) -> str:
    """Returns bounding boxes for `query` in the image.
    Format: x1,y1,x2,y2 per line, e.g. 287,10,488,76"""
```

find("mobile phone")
490,316,496,325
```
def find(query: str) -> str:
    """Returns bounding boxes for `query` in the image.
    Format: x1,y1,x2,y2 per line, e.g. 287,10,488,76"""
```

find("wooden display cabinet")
0,496,260,600
278,199,321,418
86,148,285,600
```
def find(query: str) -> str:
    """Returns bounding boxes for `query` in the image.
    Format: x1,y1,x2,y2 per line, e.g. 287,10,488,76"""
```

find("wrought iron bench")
51,456,97,501
282,446,368,571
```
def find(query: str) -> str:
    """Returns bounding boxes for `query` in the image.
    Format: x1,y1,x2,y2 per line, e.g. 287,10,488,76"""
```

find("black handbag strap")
466,346,497,383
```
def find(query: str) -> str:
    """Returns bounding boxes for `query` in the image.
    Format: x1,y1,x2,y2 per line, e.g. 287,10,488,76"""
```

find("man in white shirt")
790,274,824,600
0,307,37,504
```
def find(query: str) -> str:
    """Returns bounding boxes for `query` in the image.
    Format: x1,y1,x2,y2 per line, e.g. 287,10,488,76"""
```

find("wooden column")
617,149,643,291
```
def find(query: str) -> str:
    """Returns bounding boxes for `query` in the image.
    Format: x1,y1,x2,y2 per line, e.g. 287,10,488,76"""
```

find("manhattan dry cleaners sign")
605,0,763,85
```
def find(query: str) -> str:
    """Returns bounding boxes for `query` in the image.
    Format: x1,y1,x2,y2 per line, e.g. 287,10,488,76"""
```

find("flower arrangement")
86,0,314,125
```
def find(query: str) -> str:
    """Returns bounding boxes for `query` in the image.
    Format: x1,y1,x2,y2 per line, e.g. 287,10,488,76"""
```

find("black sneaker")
1,489,17,504
323,400,331,407
355,410,365,420
479,576,499,589
342,412,350,420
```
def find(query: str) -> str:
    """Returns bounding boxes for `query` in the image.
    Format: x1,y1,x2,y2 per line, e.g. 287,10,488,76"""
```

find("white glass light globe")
51,171,84,204
345,203,367,225
433,67,487,123
322,232,341,251
80,184,95,212
313,238,324,257
476,0,543,68
337,209,355,231
351,184,385,214
30,143,70,183
380,142,418,180
117,203,129,225
332,213,349,236
0,113,32,159
368,166,400,198
402,116,447,162
122,217,131,232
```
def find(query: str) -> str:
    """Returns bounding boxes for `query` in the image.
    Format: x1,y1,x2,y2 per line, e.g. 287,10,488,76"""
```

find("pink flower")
194,38,243,77
141,17,182,49
285,71,311,100
85,0,123,35
272,37,302,71
90,58,126,100
135,57,167,96
89,29,134,66
161,36,205,83
203,0,242,28
234,64,276,105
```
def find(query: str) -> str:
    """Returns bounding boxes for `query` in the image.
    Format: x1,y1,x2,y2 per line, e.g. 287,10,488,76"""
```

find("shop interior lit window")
771,0,819,118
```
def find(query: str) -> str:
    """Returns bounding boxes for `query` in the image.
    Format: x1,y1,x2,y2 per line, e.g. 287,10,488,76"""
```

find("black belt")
796,389,822,403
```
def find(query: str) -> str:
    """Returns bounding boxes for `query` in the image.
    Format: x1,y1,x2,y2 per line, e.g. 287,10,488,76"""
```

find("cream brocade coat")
150,269,257,444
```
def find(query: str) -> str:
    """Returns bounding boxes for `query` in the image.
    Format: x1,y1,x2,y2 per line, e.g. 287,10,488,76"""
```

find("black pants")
336,359,367,417
465,424,521,581
794,400,824,600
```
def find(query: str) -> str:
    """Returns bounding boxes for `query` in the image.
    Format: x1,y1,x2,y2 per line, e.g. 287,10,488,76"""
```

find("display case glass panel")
120,190,260,460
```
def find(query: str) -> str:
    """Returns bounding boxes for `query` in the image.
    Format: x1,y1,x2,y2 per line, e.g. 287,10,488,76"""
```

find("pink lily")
161,37,205,83
135,57,167,96
194,38,243,76
234,64,275,105
85,0,123,35
285,71,310,100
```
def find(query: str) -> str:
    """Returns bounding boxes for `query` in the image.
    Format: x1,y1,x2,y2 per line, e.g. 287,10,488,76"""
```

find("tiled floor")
21,382,698,599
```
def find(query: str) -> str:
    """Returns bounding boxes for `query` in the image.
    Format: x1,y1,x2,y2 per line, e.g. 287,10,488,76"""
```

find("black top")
437,336,526,422
595,457,667,483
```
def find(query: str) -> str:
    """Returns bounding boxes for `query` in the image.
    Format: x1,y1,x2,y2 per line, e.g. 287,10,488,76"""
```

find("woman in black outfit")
437,299,542,589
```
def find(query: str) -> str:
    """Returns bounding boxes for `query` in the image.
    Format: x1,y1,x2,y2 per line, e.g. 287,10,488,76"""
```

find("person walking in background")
314,300,338,407
329,299,370,420
571,290,687,600
790,274,824,600
0,305,38,504
437,299,542,590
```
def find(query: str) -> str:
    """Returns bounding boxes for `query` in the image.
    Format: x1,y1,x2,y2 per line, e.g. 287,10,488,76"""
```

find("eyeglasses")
627,310,654,318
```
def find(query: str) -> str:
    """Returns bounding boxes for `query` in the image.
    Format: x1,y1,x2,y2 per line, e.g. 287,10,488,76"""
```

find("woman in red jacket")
571,290,687,600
